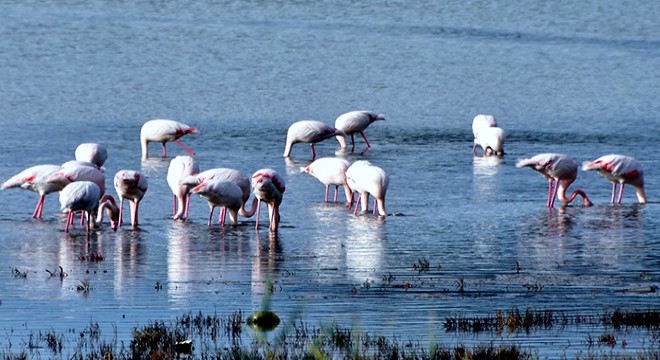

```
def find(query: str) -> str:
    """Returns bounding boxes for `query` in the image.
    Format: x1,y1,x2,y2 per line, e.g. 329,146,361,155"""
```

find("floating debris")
246,311,280,331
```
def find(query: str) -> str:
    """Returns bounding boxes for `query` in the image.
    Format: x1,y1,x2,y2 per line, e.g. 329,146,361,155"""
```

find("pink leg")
617,183,625,204
472,143,477,156
118,199,125,227
350,134,356,153
219,207,226,226
33,194,45,219
86,211,91,232
333,185,339,202
546,181,554,207
324,185,329,202
310,144,316,160
353,194,361,215
549,181,559,208
184,195,191,220
373,198,377,215
132,200,140,227
360,131,370,148
173,195,177,216
162,143,167,157
611,183,618,204
172,140,195,156
80,212,85,226
207,206,214,226
65,212,74,233
255,199,262,230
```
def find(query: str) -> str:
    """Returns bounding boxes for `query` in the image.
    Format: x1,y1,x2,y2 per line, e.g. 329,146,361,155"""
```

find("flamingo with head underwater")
59,181,101,233
74,143,108,170
191,179,245,226
345,160,389,216
516,153,592,208
114,170,148,227
167,155,200,220
140,119,200,159
283,120,345,160
251,168,285,232
334,111,384,152
582,154,646,204
471,114,497,155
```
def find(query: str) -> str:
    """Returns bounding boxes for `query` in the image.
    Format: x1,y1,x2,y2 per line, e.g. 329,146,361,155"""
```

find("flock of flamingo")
1,111,389,234
471,114,647,207
1,112,647,234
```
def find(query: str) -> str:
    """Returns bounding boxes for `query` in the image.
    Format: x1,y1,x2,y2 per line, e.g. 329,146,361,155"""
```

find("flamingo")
74,143,108,170
334,111,384,152
582,154,646,204
48,164,106,197
475,126,506,156
114,170,148,227
283,120,346,160
96,194,120,230
2,164,62,219
471,114,497,155
345,160,389,216
140,119,200,159
59,181,101,233
179,168,255,222
516,153,592,208
191,179,244,226
167,155,200,219
252,169,285,232
301,157,352,203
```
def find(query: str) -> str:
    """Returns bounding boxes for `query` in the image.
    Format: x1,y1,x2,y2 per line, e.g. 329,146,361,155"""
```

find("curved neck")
239,197,259,218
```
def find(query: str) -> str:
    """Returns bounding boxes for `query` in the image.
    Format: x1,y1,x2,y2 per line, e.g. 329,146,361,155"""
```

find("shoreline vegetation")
2,308,658,360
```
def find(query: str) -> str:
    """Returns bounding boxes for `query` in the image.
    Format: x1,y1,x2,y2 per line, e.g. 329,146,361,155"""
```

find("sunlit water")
1,1,659,358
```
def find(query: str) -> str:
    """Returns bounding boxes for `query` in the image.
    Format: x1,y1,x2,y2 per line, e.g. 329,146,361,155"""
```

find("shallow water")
1,1,659,358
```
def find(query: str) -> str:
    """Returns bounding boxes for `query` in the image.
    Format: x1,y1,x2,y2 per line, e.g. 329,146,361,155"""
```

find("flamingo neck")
636,186,647,204
239,197,259,218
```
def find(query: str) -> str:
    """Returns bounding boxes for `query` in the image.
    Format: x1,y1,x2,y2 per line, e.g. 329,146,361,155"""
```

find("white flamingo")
74,143,108,170
475,126,505,156
334,111,384,152
301,157,352,203
283,120,346,160
167,155,200,219
191,179,244,226
582,154,646,204
140,119,200,159
471,114,497,155
2,164,63,219
114,170,148,227
59,181,101,233
345,160,389,216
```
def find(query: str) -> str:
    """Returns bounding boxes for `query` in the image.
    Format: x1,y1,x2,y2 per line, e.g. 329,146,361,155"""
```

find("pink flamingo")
96,194,120,230
345,160,389,216
2,164,62,219
475,126,505,156
59,181,101,233
74,143,108,170
179,168,255,222
167,155,200,219
471,114,497,155
516,153,592,208
191,179,244,226
140,119,200,159
582,154,646,204
283,120,346,160
114,170,148,227
48,164,106,197
334,111,384,152
301,157,352,203
252,169,285,232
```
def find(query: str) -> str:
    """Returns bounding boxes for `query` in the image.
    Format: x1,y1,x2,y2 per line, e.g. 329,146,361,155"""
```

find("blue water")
1,1,659,358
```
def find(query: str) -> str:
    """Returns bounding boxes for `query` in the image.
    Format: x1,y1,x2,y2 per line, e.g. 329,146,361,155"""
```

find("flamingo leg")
255,199,262,230
350,134,356,153
373,198,377,215
118,198,125,227
219,207,226,226
33,194,46,219
333,185,339,202
310,144,316,160
80,212,85,226
131,200,140,227
208,206,215,226
184,195,191,219
546,180,554,207
162,143,167,157
324,185,330,202
360,131,370,148
173,195,177,216
617,183,625,204
353,193,361,215
65,211,74,233
611,183,618,204
549,180,560,208
172,139,195,156
86,211,91,232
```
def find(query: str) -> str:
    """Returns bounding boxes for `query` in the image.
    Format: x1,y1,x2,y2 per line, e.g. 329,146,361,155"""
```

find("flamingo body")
334,111,384,151
48,164,106,197
140,119,200,159
2,164,62,218
74,143,108,169
167,155,200,219
582,154,646,204
180,168,253,218
59,181,101,233
191,179,244,226
516,153,592,207
471,114,497,155
114,170,148,227
252,168,285,232
345,160,389,216
476,126,505,156
283,120,346,159
301,157,352,203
